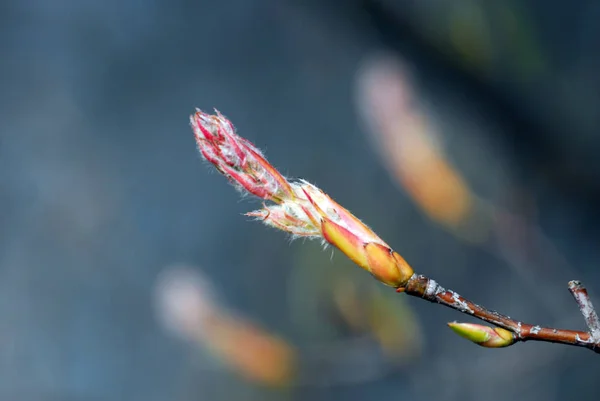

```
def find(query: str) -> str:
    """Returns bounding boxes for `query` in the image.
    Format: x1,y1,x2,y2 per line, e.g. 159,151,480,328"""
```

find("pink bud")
191,109,294,202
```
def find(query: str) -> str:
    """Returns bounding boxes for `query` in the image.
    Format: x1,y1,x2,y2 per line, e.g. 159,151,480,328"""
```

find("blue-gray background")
1,0,599,400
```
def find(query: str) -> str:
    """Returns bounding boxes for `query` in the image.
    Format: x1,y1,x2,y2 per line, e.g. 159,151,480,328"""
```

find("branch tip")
192,107,600,355
568,280,600,342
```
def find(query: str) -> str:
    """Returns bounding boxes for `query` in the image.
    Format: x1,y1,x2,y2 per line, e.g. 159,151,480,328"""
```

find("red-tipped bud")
192,109,415,288
191,109,294,202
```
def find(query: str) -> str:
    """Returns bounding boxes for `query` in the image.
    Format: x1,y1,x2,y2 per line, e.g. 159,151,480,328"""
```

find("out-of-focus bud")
447,322,515,348
155,265,296,387
355,56,484,240
205,314,296,387
155,265,218,338
332,278,423,359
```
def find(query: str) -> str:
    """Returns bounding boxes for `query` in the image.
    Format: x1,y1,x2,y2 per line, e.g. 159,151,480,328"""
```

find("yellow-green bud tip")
447,322,515,348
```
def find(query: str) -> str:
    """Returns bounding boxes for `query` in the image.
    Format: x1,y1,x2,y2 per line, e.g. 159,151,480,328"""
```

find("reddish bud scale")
191,109,294,202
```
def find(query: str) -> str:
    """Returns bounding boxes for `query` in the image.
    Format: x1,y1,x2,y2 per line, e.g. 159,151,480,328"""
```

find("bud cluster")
191,109,414,288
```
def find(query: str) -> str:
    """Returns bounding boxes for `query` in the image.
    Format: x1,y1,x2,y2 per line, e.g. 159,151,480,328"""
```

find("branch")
402,275,600,352
190,108,600,355
568,280,600,342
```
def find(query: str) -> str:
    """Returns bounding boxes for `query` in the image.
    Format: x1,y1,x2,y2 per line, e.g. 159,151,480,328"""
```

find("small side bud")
447,322,515,348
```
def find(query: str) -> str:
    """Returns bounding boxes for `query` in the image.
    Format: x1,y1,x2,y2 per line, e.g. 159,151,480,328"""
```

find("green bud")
448,322,515,348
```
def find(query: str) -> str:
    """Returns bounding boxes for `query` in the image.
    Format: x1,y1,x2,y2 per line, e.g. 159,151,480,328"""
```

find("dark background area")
1,0,599,400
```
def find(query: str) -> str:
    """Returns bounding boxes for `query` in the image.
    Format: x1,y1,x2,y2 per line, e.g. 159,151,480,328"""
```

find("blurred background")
1,0,600,400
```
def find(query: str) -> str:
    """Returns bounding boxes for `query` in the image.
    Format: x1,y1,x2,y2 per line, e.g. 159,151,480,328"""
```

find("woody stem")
568,280,600,342
403,274,600,353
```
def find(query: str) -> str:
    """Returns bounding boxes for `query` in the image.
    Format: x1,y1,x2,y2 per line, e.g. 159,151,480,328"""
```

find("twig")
568,280,600,342
190,108,600,355
403,274,600,353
